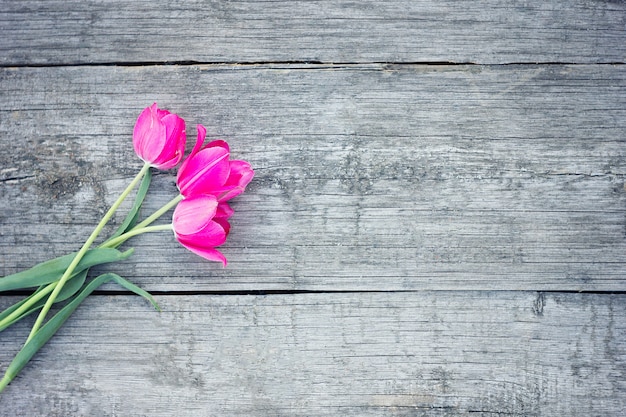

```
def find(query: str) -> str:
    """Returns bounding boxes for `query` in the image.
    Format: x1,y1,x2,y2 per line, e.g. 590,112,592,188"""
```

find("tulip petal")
177,146,230,196
133,103,158,140
156,107,171,118
178,219,228,247
133,104,166,163
213,217,231,237
215,202,234,220
206,140,229,152
172,195,218,236
215,160,255,201
151,113,186,169
176,125,206,180
189,124,207,159
179,244,227,266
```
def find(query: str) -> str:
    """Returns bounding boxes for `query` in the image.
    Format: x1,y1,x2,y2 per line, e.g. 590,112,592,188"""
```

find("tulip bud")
133,103,186,170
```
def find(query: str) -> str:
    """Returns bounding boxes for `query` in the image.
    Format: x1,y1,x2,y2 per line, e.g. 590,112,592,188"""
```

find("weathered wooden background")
1,1,625,415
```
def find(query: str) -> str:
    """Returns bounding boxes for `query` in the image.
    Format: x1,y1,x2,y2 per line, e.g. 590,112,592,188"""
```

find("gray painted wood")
0,64,624,291
0,292,624,416
0,0,625,65
0,1,625,414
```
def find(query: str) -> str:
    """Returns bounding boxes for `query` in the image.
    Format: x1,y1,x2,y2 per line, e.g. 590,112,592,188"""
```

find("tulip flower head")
133,103,186,170
172,194,232,266
177,125,254,201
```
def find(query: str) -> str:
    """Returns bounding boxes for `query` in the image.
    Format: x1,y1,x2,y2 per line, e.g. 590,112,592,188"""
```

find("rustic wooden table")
1,1,625,415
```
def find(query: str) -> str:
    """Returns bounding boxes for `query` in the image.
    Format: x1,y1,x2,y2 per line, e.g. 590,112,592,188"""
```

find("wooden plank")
0,292,624,415
0,64,625,291
0,1,625,65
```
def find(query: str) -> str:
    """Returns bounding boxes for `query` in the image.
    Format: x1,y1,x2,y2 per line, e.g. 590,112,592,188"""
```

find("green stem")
102,224,173,249
133,194,183,230
0,283,55,330
4,192,178,334
0,224,169,330
99,194,182,249
26,163,151,342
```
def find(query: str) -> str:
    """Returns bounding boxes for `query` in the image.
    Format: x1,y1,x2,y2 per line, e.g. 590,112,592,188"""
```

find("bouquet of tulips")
0,104,254,393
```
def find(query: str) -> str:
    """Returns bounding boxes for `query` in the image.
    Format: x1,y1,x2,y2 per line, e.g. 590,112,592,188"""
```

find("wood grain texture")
0,0,625,65
0,2,624,413
0,292,624,416
0,64,624,291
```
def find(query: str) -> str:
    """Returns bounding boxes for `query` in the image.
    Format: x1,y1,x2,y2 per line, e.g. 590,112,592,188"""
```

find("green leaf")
0,270,89,332
0,272,159,393
109,274,160,312
106,168,152,244
0,294,34,324
0,248,134,292
54,269,89,304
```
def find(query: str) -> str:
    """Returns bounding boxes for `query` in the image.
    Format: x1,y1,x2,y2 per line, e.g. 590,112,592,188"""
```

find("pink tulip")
133,103,186,170
172,194,231,265
177,125,254,201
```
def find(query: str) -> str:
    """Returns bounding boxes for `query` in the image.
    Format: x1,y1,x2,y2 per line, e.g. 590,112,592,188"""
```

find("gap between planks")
44,289,626,297
0,60,624,69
